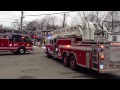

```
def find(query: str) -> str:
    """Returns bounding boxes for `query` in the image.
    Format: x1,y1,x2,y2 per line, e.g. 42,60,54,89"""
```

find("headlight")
55,48,58,51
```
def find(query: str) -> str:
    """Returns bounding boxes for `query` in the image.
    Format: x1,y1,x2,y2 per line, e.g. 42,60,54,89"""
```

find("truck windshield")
11,35,22,42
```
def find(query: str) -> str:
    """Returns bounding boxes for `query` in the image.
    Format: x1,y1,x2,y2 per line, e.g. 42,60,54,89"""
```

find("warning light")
34,36,36,38
27,43,30,47
66,45,71,48
10,44,12,46
48,36,51,39
100,65,104,69
100,54,104,60
22,37,25,39
100,45,104,49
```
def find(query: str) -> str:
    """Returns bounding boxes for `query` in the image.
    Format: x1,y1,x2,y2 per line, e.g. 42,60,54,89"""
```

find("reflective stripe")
0,47,9,49
9,47,18,49
59,45,92,51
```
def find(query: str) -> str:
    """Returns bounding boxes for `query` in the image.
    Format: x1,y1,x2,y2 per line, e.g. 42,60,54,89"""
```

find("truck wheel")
18,47,25,54
63,53,69,67
70,55,77,71
46,49,51,58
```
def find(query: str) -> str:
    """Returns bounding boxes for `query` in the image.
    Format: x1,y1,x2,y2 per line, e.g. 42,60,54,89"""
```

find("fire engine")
0,29,33,54
44,22,120,73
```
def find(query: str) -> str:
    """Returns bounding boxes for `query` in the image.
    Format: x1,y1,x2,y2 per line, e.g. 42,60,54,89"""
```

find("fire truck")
44,22,120,73
0,29,33,54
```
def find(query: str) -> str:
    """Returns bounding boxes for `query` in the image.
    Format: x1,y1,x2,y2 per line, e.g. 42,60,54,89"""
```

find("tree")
104,11,120,31
60,13,69,28
82,11,102,23
71,11,104,29
11,19,21,29
11,22,20,29
0,24,3,29
25,16,60,30
25,20,40,30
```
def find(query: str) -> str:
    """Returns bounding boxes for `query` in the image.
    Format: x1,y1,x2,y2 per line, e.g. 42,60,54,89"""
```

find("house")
108,31,120,41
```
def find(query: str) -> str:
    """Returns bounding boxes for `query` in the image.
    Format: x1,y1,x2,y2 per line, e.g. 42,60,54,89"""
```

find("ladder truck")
44,22,120,73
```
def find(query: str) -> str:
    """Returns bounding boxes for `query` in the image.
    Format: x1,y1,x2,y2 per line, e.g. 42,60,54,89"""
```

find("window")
54,38,57,43
24,37,30,42
52,40,53,44
112,35,118,41
12,35,22,42
76,37,82,42
50,40,52,44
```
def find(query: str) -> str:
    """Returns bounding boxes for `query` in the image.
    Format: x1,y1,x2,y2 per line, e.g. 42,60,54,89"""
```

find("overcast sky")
0,11,73,27
0,11,107,27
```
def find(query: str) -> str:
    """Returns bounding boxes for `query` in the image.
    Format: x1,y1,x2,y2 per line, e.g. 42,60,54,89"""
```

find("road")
0,47,120,79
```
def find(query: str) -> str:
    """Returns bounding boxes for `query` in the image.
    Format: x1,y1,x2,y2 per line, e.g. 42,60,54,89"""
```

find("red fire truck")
0,30,33,54
44,22,120,73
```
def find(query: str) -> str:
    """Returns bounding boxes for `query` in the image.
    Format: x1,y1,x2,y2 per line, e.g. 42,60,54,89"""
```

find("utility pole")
112,11,114,31
63,13,65,28
96,11,99,23
21,11,24,29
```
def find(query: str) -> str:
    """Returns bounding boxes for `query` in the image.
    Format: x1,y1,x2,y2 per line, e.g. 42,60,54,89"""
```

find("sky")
0,11,107,27
0,11,73,27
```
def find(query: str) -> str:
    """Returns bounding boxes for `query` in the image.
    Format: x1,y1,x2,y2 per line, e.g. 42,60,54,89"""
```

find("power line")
0,18,19,21
25,11,76,17
0,21,13,22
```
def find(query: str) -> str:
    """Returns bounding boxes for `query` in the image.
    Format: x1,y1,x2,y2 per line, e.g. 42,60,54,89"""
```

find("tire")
63,53,69,67
69,55,77,71
18,47,25,54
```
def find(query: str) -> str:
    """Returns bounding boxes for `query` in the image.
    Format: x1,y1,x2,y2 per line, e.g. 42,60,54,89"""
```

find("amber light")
100,54,104,60
100,45,104,48
66,45,71,48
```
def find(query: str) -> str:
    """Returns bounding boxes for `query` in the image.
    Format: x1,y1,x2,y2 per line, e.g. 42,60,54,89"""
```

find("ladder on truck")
92,29,108,71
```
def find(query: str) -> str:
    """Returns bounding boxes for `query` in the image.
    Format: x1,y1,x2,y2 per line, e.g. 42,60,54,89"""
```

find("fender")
62,51,69,58
69,52,77,62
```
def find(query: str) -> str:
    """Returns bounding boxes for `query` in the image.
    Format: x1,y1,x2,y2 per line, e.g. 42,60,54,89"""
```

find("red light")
34,35,37,38
22,37,25,39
